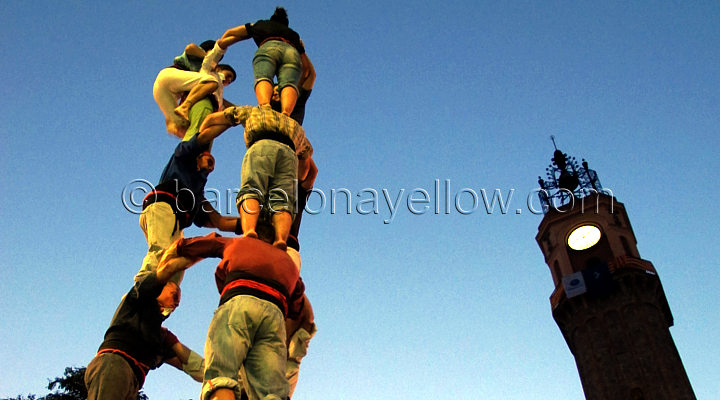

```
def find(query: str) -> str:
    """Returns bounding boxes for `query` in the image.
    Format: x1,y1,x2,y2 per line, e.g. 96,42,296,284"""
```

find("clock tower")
535,140,695,400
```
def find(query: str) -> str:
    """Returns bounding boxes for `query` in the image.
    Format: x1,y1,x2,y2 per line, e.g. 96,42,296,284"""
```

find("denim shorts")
252,40,301,92
237,139,298,215
202,295,288,400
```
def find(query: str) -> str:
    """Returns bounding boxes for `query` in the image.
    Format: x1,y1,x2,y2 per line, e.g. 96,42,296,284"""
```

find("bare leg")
198,109,233,138
175,81,219,122
255,80,273,106
301,157,318,190
298,157,310,182
272,211,292,250
209,388,235,400
280,86,298,116
153,70,188,138
239,198,260,238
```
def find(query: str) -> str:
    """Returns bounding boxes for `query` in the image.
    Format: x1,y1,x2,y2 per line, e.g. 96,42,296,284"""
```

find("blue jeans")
202,295,288,400
252,40,301,92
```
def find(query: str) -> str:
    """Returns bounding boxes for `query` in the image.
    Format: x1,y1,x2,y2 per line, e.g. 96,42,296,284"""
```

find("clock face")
567,224,602,251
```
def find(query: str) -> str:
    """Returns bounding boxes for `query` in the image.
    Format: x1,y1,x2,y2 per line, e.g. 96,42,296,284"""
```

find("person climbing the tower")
158,220,304,400
85,249,205,400
237,283,315,400
153,39,237,138
136,108,244,287
270,44,314,125
207,7,306,116
268,45,317,254
198,103,312,250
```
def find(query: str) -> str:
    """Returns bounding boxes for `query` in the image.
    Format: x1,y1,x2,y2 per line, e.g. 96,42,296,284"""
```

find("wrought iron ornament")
537,136,602,212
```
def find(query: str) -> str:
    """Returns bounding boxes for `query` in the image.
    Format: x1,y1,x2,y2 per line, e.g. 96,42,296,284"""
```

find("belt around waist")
259,36,296,49
142,190,177,210
249,130,296,152
141,190,191,233
97,348,150,387
220,278,288,316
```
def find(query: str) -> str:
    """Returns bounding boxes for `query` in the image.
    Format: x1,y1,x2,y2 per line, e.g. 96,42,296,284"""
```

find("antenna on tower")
536,138,604,212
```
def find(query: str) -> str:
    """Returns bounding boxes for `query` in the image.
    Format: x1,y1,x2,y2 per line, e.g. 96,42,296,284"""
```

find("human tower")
85,7,317,400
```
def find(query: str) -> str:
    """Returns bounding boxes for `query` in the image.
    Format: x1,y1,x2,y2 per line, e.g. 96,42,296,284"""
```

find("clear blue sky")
1,1,719,399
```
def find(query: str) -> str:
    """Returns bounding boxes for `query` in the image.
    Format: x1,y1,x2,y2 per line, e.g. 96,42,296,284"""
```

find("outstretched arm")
218,25,250,49
197,109,233,145
177,232,232,259
169,342,205,382
156,241,200,284
222,98,236,108
299,52,316,90
162,330,205,382
202,202,242,233
198,105,249,145
184,43,206,58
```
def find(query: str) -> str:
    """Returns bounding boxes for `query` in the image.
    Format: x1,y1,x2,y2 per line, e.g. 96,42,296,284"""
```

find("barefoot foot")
174,105,190,123
167,121,187,139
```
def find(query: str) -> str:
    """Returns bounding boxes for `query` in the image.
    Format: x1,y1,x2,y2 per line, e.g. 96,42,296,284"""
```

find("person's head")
256,216,276,244
157,281,181,310
270,7,289,26
199,40,216,52
271,83,281,102
216,64,236,87
197,151,215,173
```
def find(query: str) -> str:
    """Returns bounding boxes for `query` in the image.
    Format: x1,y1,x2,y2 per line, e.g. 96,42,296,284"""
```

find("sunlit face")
272,85,280,102
219,69,235,87
197,152,215,173
157,282,181,310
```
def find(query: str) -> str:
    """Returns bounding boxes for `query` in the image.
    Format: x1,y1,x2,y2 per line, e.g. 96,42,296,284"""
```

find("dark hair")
217,64,237,82
270,7,289,26
256,218,276,243
199,40,216,52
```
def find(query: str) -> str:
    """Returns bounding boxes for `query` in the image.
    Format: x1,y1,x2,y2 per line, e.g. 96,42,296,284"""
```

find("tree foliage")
2,366,148,400
44,367,87,400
